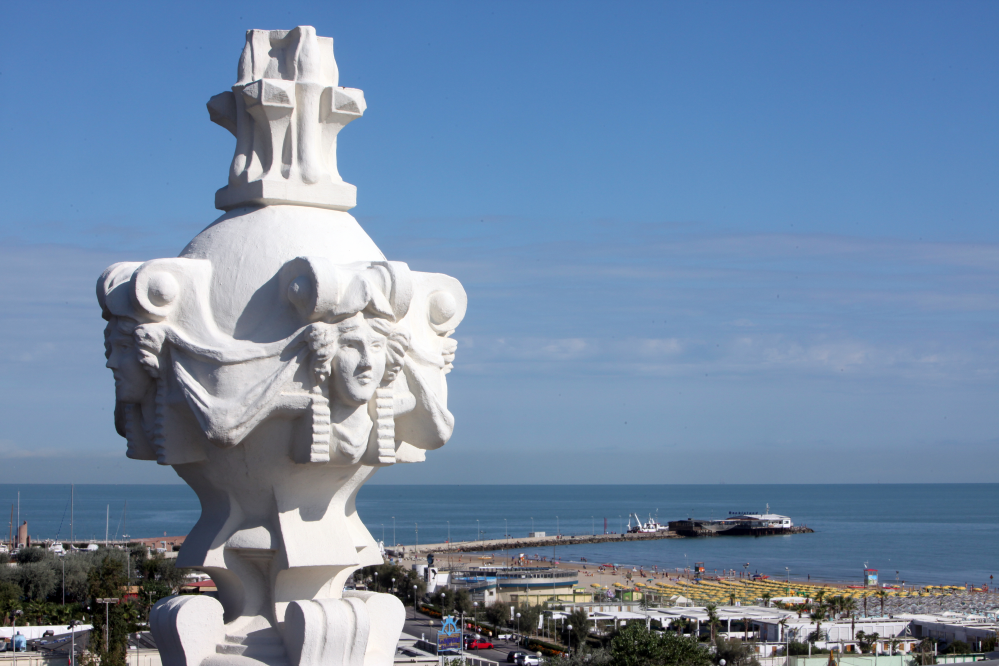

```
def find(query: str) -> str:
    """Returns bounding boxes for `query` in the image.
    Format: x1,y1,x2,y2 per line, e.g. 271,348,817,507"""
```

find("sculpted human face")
331,319,387,407
106,322,152,403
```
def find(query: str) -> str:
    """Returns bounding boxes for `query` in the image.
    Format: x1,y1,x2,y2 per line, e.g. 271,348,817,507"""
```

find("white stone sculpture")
97,26,465,666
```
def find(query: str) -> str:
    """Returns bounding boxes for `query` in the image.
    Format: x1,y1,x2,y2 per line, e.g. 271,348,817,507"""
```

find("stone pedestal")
97,26,465,666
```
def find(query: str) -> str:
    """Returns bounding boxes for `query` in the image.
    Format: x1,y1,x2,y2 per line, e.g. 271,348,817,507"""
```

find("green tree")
0,582,22,625
913,639,937,666
876,590,889,616
546,647,612,666
61,552,102,603
841,597,857,639
88,555,131,666
808,607,828,644
140,580,174,619
360,563,425,606
713,638,761,666
705,603,721,642
483,603,506,627
430,590,454,615
760,592,772,608
856,631,880,654
610,624,711,666
564,609,589,649
25,599,47,624
16,561,58,601
514,603,542,637
14,548,48,564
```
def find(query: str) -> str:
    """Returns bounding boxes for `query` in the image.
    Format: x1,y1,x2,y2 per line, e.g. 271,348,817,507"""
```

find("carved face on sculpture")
330,316,388,407
105,318,152,404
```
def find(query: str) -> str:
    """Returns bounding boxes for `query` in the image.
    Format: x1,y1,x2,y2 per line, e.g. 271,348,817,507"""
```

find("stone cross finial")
207,27,367,211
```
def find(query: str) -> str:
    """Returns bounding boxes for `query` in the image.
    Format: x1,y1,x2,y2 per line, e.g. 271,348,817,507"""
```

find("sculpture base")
152,591,404,666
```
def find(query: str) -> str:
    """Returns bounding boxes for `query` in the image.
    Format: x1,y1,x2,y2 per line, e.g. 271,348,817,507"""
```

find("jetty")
392,531,681,557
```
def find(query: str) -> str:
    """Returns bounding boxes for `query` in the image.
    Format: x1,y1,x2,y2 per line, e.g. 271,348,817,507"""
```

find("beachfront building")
557,603,999,657
905,613,999,650
436,566,580,605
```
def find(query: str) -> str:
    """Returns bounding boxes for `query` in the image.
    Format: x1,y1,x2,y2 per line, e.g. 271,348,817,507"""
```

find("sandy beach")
395,551,999,615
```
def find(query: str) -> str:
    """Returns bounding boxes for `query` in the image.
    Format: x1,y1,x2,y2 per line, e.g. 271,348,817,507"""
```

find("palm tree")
729,593,737,606
761,592,773,608
808,606,828,645
778,617,789,646
841,597,857,639
705,603,721,642
876,589,889,616
25,600,46,625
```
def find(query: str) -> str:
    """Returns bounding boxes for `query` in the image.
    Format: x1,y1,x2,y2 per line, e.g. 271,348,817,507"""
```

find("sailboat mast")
70,484,74,545
105,505,109,547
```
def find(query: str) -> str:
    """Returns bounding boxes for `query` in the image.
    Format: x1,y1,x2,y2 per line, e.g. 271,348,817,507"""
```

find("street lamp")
69,619,82,666
97,597,119,652
567,624,573,655
415,522,418,546
12,609,23,666
413,585,418,620
473,601,478,630
516,612,522,637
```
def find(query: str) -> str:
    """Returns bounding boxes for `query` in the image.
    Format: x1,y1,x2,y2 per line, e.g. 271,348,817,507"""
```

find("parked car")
507,651,525,663
466,640,494,650
516,655,540,666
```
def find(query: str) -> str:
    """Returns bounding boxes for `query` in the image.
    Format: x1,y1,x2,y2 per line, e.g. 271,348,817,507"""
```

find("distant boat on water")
668,504,813,537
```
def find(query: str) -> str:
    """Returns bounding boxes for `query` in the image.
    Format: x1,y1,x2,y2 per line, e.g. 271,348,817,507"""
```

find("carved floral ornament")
98,255,465,468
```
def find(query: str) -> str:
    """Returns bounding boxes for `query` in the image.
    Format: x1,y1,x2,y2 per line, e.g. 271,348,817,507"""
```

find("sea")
1,484,995,587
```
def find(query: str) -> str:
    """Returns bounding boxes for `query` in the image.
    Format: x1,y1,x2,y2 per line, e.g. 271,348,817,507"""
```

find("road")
402,609,537,664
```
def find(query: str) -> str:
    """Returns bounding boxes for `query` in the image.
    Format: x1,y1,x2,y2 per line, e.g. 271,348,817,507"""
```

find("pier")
392,530,682,557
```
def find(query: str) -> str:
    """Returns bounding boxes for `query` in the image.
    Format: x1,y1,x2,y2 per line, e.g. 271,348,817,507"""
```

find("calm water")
2,484,995,587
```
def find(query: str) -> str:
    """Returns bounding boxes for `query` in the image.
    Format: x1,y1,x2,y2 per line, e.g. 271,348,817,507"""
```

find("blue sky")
1,2,996,483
